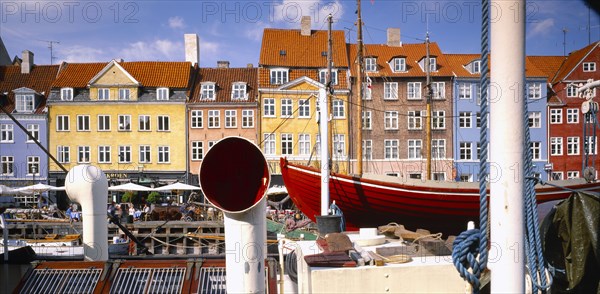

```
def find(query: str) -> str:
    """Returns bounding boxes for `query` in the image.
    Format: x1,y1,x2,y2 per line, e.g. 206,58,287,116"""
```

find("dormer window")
98,88,110,100
60,88,73,101
201,83,216,100
428,58,437,72
583,62,596,72
365,57,377,72
232,82,247,100
15,94,35,112
319,69,338,85
270,68,288,85
119,89,130,100
472,60,481,74
157,87,169,100
391,57,406,72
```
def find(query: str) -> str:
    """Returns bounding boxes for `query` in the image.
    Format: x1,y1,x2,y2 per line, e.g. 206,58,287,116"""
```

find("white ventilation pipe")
200,137,270,294
65,165,109,261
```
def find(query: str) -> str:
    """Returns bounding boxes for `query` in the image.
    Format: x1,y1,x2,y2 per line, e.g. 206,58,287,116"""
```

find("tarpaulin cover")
542,191,599,293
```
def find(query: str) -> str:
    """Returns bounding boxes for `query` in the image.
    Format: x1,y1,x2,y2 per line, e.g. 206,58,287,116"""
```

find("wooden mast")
425,33,432,180
355,0,364,176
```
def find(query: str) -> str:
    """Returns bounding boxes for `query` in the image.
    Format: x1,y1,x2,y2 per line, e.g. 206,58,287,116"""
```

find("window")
27,156,39,175
530,142,541,160
225,110,237,128
118,88,130,100
431,82,445,99
362,140,373,160
191,110,203,128
263,98,275,117
528,83,542,99
472,60,481,73
270,68,288,84
77,115,90,131
566,85,578,97
459,83,472,100
61,88,73,100
408,111,424,130
408,139,422,159
299,134,311,156
1,156,14,175
242,110,254,128
298,99,310,118
208,110,220,128
98,88,110,100
139,145,151,163
157,116,170,131
232,83,247,100
407,82,421,100
583,62,596,72
98,115,110,131
98,146,111,163
567,137,579,155
585,136,597,155
281,134,293,155
427,57,436,72
432,139,445,159
433,173,446,181
566,108,579,124
156,88,169,100
26,124,39,142
201,83,215,100
460,174,473,182
528,112,541,128
191,141,203,160
551,172,564,180
409,173,422,179
550,137,563,156
459,112,472,128
384,111,399,130
550,109,562,124
332,99,345,118
392,57,406,72
118,146,131,163
384,139,399,159
567,171,580,179
319,70,338,85
56,115,70,131
15,94,34,112
362,111,372,130
158,146,170,163
281,99,293,117
333,134,345,157
78,146,90,163
1,124,14,142
460,142,473,160
384,82,398,100
365,57,377,72
263,133,275,155
476,113,482,128
118,115,131,131
432,111,445,130
139,115,151,131
477,142,488,160
208,141,217,149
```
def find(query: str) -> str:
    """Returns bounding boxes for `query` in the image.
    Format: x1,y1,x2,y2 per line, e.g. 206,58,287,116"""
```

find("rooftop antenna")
39,39,60,64
562,28,568,56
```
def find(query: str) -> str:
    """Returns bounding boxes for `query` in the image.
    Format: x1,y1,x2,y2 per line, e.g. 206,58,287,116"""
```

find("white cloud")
58,45,106,63
272,0,344,27
119,39,182,61
245,21,267,41
527,18,554,39
168,16,185,29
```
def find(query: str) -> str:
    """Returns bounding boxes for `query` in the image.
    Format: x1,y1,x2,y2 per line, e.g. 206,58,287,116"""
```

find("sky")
0,0,599,68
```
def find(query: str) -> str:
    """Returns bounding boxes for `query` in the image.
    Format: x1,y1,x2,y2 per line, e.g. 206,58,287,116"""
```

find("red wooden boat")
280,157,600,235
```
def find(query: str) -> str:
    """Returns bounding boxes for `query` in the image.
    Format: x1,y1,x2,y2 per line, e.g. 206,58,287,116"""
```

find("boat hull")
280,158,600,235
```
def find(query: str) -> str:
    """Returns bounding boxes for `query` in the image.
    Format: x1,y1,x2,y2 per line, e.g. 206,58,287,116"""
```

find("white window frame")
201,83,216,100
157,87,169,100
362,140,373,160
98,145,111,163
208,110,220,128
26,124,39,142
118,115,131,131
472,60,481,74
365,57,377,72
585,136,597,155
98,88,110,100
407,82,422,100
298,134,311,156
1,124,14,143
566,85,578,97
158,146,170,163
56,115,70,131
459,112,472,128
319,69,338,85
191,141,203,161
460,142,473,160
408,139,422,159
566,108,579,124
98,115,111,131
384,139,399,159
263,133,276,155
298,99,310,118
225,110,237,128
432,139,446,159
139,145,151,163
332,99,345,119
432,110,446,130
263,98,275,117
408,110,424,130
530,141,541,160
231,82,247,100
78,146,90,163
384,111,399,130
384,82,398,100
270,68,289,85
567,136,580,155
139,115,151,131
459,83,472,100
157,115,170,131
15,94,35,112
57,145,70,164
528,112,541,128
27,156,40,175
567,171,580,179
583,62,596,72
392,57,406,72
528,83,542,100
551,172,564,180
431,82,445,99
118,145,132,163
61,88,73,101
333,134,345,157
118,88,130,100
191,110,203,128
550,109,563,124
362,111,372,130
427,57,437,72
281,133,293,156
242,110,254,128
77,115,90,131
550,137,563,156
281,98,293,118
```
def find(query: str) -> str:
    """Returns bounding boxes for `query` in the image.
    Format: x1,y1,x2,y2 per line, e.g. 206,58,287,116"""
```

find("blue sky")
1,0,598,67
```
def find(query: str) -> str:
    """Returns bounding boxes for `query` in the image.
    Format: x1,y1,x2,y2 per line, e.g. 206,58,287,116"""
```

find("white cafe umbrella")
0,185,16,195
15,183,58,193
152,182,201,191
108,182,154,192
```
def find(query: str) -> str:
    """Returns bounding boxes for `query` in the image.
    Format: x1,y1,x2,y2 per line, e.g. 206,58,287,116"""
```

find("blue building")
447,54,549,182
0,51,59,206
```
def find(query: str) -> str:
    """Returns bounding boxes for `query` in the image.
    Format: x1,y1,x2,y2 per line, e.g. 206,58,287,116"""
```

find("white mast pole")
320,84,330,216
489,0,526,292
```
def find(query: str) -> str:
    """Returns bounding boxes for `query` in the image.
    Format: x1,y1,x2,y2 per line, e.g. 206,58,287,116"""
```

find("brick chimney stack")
21,50,34,74
387,28,402,47
301,16,311,36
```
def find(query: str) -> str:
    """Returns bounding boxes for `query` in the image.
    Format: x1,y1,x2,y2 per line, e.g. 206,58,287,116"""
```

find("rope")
451,0,489,292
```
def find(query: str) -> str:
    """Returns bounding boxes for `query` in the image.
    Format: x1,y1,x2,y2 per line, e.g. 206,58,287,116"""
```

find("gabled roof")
190,67,258,103
552,41,600,84
347,42,454,77
275,76,324,90
259,29,349,68
52,61,193,88
0,64,60,113
527,55,565,82
444,53,549,79
89,59,139,86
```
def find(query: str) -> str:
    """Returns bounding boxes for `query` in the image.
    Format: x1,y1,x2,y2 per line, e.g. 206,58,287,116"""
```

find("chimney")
217,61,230,68
184,34,200,66
247,63,253,68
387,28,402,47
301,16,311,36
21,50,33,74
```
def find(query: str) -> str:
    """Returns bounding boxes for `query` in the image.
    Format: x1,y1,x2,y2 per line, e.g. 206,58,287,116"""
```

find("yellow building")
47,60,193,191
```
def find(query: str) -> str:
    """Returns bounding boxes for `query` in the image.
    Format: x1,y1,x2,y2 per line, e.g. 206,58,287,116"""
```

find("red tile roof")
444,53,550,78
0,64,59,113
552,41,599,84
259,29,349,68
527,56,565,82
190,67,258,103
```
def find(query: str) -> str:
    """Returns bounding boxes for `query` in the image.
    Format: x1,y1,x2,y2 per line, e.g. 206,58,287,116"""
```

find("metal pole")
489,0,526,292
356,0,364,176
1,213,8,262
425,33,432,180
319,85,330,216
